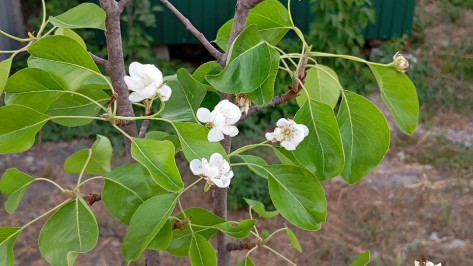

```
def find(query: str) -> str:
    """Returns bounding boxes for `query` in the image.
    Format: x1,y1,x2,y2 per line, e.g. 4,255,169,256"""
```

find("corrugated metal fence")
0,0,18,61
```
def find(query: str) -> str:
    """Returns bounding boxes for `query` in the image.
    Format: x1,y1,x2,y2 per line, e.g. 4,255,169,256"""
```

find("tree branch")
160,0,224,63
100,0,138,161
138,119,150,138
88,52,108,69
227,240,257,252
117,0,133,12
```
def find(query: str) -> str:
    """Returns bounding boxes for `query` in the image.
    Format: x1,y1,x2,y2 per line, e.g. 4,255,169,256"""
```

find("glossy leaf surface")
296,66,340,109
337,91,390,184
38,197,98,266
0,105,49,154
122,193,178,262
102,163,165,224
285,226,302,252
266,165,326,231
0,168,35,214
131,138,183,192
189,233,217,266
349,250,370,266
0,227,21,266
244,198,278,219
162,68,207,122
49,3,106,30
215,219,256,239
239,155,268,179
369,64,419,135
64,134,112,175
293,100,344,181
0,57,12,95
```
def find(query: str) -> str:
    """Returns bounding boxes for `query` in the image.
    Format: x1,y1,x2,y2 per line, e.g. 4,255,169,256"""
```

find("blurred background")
1,0,472,265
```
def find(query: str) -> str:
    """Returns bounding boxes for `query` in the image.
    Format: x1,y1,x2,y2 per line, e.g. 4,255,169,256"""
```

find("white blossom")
393,52,409,73
124,62,172,102
197,100,241,142
414,260,441,266
190,153,233,188
265,118,309,151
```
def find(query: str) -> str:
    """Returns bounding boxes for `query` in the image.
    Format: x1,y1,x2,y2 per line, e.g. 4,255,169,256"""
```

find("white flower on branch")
265,118,309,151
415,260,441,266
197,100,241,142
190,153,234,188
393,52,409,73
124,62,172,102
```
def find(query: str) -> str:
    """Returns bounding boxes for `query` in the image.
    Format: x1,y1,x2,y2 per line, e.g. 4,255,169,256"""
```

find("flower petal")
265,132,275,141
209,153,224,167
205,166,220,179
211,177,230,188
208,128,224,142
143,64,164,85
129,62,145,77
190,159,203,175
129,91,147,102
197,108,212,123
158,85,172,101
141,83,158,99
220,126,239,137
124,76,145,92
281,140,297,151
276,118,290,127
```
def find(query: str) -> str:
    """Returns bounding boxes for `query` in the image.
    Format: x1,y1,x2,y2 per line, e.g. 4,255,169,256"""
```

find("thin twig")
138,119,150,138
227,241,257,252
160,0,224,63
82,193,102,206
89,52,108,69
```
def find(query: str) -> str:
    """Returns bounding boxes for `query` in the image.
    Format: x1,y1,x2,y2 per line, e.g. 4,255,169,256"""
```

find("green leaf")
236,257,255,266
55,28,87,50
368,64,419,135
145,131,181,153
39,196,98,266
189,233,217,266
147,219,173,251
247,48,279,105
131,138,183,192
215,0,291,50
215,220,256,240
4,68,65,112
0,168,35,214
46,86,109,127
285,226,302,253
0,57,12,95
166,208,224,257
122,193,178,262
244,198,278,219
293,100,344,181
102,163,166,225
266,165,326,231
296,66,341,109
161,68,207,122
239,155,268,179
271,147,303,167
28,35,100,91
207,25,272,94
192,61,221,86
0,227,21,266
64,135,112,175
174,122,227,162
0,105,49,154
349,250,370,266
337,91,390,184
49,3,106,30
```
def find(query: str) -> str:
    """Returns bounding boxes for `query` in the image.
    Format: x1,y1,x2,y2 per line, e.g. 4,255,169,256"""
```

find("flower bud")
393,52,409,73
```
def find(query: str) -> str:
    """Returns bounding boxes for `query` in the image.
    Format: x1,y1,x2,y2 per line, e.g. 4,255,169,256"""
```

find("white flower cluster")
265,118,309,151
197,100,241,142
414,260,441,266
190,153,233,188
393,52,409,73
124,62,172,102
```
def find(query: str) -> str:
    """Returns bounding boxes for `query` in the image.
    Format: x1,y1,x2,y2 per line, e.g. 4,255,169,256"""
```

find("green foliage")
0,0,421,264
349,250,370,266
307,0,375,95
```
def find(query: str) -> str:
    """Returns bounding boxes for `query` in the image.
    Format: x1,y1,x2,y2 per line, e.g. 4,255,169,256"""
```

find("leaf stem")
76,176,104,189
76,149,93,190
177,197,187,219
0,29,32,42
262,245,297,266
37,0,48,37
265,227,286,242
35,178,65,193
179,177,203,196
228,140,270,157
310,51,387,67
21,200,71,230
